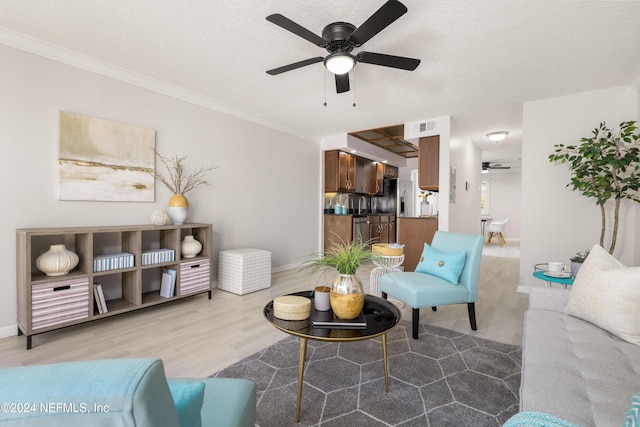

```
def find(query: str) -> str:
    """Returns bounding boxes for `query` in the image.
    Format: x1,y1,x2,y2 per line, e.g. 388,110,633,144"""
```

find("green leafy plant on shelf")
570,249,590,263
301,236,375,275
549,121,640,253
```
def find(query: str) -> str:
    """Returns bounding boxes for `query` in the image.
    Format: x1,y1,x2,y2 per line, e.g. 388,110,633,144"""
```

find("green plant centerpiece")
549,121,640,253
301,237,375,319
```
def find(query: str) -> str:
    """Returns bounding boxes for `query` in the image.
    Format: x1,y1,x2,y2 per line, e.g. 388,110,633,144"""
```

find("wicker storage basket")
372,243,404,256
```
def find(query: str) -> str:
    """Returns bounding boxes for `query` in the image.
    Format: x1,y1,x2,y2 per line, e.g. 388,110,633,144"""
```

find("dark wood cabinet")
418,136,439,191
324,215,353,251
364,162,384,195
397,217,438,271
369,215,396,244
325,150,356,192
384,164,398,178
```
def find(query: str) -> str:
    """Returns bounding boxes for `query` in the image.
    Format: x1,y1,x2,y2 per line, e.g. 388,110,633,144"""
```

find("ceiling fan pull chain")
324,69,328,107
353,70,356,107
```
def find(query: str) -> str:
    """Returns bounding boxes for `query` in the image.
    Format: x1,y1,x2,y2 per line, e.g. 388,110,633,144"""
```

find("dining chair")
381,231,484,339
485,218,509,247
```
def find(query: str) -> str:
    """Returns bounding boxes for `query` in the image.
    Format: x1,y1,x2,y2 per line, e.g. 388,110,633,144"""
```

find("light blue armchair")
381,231,484,339
0,358,256,427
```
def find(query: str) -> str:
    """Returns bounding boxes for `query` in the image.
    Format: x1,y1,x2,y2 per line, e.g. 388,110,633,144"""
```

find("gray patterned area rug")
213,321,521,427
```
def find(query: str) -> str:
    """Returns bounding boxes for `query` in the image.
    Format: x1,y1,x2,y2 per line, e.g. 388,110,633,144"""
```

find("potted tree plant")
301,237,375,319
549,121,640,253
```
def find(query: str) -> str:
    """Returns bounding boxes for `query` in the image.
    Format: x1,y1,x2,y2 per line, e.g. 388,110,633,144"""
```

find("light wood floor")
0,253,528,378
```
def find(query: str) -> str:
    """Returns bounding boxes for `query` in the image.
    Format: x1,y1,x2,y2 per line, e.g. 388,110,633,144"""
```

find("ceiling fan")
265,0,421,94
482,162,511,173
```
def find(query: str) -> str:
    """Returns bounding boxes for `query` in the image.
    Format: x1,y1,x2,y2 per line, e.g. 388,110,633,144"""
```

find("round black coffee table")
263,290,401,423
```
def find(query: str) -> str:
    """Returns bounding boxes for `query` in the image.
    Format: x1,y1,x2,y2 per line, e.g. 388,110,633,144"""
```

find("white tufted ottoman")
218,248,271,295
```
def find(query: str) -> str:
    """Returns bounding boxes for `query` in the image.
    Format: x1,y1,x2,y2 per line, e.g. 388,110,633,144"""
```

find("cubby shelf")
16,223,213,349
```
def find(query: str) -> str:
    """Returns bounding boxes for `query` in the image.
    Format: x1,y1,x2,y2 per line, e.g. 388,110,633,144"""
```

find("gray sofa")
516,287,640,426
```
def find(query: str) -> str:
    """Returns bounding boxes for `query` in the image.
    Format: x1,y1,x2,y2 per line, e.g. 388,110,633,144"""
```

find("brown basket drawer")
179,259,210,295
32,278,90,330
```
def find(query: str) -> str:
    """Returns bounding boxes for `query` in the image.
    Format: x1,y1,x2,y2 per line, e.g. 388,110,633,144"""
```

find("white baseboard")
209,263,298,289
0,324,17,339
272,263,298,273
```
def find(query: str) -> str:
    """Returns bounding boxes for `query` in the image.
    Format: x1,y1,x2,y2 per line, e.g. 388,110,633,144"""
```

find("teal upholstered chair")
0,358,256,427
381,231,484,339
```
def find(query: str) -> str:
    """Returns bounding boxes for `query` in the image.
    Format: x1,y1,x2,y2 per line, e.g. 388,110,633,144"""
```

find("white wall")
520,86,639,289
483,172,521,239
0,44,321,336
448,118,482,234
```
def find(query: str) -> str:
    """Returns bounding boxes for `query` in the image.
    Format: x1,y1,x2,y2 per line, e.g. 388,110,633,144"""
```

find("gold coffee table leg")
382,333,389,392
296,337,308,423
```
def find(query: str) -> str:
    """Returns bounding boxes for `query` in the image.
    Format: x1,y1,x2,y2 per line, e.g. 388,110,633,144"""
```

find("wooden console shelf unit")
16,223,213,349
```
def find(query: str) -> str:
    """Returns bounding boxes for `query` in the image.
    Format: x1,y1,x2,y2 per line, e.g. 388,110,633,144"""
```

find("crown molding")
0,27,319,143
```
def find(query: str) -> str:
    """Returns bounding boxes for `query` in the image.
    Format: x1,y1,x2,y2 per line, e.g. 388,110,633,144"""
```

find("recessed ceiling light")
486,131,509,142
350,150,357,154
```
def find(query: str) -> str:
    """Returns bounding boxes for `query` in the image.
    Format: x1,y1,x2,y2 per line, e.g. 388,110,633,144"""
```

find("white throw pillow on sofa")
565,244,640,345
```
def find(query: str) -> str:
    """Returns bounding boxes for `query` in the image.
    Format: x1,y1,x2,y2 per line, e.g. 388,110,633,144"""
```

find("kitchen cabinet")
369,215,396,244
325,150,356,193
364,162,384,195
418,136,439,191
324,214,353,251
384,164,398,178
397,217,438,271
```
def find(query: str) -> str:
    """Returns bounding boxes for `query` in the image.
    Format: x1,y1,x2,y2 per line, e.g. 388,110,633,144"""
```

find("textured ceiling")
1,0,640,167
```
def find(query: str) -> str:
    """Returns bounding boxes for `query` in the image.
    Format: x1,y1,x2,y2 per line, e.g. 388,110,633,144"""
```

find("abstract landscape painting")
58,112,156,202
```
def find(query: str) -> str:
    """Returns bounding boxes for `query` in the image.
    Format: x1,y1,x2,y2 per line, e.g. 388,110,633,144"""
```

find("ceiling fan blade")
266,14,327,47
348,0,408,47
266,57,324,75
356,51,420,70
335,73,350,93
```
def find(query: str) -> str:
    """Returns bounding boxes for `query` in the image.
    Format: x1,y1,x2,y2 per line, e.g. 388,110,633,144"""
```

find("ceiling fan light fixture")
325,53,355,75
481,168,489,174
486,131,509,142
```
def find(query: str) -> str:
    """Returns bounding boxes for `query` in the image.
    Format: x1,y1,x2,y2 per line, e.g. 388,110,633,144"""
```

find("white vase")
181,235,202,259
36,244,79,276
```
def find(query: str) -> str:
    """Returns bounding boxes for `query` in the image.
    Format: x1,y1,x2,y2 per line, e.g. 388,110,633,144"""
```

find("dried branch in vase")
151,151,216,195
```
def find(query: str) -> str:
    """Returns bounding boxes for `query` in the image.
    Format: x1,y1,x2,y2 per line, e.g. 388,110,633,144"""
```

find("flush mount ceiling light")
265,1,421,94
324,52,355,75
486,131,509,142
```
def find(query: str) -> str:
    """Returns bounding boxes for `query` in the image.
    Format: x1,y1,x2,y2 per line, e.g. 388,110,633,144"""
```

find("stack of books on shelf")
93,282,108,314
93,253,134,272
141,249,175,266
160,268,177,298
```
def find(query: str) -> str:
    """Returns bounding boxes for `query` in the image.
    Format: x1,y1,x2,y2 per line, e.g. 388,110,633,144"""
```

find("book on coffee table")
311,309,367,329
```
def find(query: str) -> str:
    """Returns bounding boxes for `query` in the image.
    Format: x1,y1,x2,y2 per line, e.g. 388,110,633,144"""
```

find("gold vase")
330,274,365,320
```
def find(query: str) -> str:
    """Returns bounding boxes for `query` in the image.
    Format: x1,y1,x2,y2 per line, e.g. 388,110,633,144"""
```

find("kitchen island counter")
397,217,438,271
